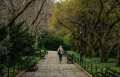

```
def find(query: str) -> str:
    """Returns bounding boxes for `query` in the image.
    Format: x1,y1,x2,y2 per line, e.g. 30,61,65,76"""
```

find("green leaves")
0,25,7,42
0,21,37,75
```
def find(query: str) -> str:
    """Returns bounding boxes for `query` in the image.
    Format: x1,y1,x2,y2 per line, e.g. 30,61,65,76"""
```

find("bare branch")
102,17,120,42
8,0,36,26
32,0,47,25
2,0,15,14
109,17,120,30
57,19,74,33
95,0,104,26
115,0,120,5
106,1,120,16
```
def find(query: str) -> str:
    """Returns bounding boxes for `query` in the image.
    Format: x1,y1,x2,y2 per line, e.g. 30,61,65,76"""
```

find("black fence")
0,50,48,77
1,60,34,77
66,53,120,77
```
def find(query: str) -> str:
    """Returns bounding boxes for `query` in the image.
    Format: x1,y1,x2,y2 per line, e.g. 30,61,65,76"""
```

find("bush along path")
2,49,47,77
0,22,47,77
19,51,90,77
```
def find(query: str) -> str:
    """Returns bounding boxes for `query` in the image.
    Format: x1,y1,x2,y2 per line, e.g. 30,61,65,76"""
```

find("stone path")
20,51,90,77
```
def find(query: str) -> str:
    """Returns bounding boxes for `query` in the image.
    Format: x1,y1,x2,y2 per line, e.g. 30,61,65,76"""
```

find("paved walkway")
20,51,90,77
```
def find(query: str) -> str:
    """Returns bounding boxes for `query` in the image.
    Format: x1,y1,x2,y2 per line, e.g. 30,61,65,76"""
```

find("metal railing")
66,52,120,77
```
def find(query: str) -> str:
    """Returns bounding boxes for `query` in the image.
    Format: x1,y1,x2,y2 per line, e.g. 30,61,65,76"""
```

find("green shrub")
66,51,120,73
0,22,38,76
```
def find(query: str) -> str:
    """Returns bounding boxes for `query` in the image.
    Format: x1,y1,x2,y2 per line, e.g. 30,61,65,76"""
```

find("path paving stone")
19,51,90,77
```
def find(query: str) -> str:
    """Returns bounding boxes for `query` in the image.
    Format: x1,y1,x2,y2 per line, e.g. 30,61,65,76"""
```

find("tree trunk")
117,50,120,66
35,35,38,49
100,47,108,63
98,39,108,63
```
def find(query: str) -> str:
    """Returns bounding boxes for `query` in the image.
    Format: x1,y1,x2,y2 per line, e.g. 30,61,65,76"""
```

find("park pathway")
19,51,90,77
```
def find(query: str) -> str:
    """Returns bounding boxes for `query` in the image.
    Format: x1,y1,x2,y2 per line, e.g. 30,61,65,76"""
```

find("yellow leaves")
48,0,82,32
60,0,81,16
49,14,57,27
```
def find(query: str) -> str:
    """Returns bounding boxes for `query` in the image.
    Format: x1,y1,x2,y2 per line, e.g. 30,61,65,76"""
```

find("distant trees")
38,30,71,50
50,0,120,64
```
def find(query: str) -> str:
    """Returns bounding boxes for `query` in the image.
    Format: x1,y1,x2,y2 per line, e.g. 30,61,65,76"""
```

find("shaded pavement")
19,51,90,77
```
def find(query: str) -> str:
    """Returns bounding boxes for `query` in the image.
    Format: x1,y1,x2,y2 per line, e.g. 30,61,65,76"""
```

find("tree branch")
32,0,47,25
57,19,74,33
106,1,120,17
95,0,104,26
102,17,120,42
8,0,36,26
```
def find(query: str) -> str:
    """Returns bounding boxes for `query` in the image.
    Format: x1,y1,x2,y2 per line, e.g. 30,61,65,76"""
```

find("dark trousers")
58,54,63,63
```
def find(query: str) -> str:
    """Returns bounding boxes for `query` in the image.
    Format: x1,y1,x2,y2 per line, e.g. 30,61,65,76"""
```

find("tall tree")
49,0,120,63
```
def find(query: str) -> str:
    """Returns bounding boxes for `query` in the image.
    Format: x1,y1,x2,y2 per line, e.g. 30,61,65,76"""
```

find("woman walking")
57,45,64,64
